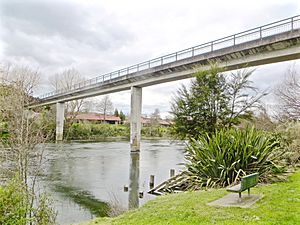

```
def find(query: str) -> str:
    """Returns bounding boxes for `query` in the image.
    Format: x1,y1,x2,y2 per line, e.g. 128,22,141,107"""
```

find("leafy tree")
119,110,126,123
114,108,119,117
171,63,265,140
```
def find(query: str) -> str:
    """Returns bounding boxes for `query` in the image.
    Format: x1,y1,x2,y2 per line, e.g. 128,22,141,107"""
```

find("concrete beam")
56,102,65,141
130,87,142,152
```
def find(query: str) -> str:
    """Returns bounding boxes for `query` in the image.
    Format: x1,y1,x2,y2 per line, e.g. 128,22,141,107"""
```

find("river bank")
79,170,300,225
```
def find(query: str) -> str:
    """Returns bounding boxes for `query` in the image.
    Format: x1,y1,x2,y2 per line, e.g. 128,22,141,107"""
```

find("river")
39,140,186,225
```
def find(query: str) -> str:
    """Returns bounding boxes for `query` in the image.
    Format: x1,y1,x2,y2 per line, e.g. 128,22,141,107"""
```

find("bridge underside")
30,30,300,108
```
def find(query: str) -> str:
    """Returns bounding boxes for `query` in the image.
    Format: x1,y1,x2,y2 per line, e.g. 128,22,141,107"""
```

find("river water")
39,140,185,225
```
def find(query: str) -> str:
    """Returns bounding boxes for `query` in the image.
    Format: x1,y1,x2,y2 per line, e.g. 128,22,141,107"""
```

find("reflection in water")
40,140,185,225
128,152,140,209
53,184,109,217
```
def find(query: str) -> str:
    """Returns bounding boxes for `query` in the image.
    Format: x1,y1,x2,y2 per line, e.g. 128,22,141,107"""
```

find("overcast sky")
0,0,300,117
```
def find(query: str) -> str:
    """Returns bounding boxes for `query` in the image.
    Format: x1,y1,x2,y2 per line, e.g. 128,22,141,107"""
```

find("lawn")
80,170,300,225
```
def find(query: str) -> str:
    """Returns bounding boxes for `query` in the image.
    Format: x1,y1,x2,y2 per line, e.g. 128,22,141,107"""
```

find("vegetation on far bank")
80,169,300,225
65,123,171,140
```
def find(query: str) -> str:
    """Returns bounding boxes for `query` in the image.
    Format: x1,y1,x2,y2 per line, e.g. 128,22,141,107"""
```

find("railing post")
192,47,194,57
137,64,139,72
211,42,213,52
148,61,151,69
127,67,129,74
260,27,262,40
161,57,163,65
118,70,120,77
291,17,294,32
233,34,236,46
175,52,178,61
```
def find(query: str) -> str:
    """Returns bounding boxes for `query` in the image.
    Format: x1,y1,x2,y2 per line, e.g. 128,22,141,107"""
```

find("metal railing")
39,15,300,100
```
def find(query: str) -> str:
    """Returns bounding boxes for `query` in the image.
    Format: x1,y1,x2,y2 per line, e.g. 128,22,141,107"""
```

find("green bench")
226,173,259,198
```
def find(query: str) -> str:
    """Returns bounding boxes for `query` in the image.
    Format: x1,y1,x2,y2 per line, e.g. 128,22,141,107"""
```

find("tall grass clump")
276,122,300,166
185,127,284,189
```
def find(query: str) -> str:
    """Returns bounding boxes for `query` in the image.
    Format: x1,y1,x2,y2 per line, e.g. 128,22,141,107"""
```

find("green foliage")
66,123,171,140
171,63,264,140
141,126,170,137
119,111,126,123
0,178,30,225
171,64,228,139
0,177,56,225
114,109,119,117
67,123,130,140
185,127,283,188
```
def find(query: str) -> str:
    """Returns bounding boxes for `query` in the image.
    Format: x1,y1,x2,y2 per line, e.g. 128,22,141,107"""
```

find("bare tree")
0,64,56,224
275,65,300,121
81,99,97,113
49,68,86,139
150,108,161,126
49,68,85,115
226,68,268,127
97,95,114,122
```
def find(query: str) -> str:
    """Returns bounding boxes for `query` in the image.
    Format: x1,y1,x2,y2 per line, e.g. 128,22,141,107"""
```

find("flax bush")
185,127,284,189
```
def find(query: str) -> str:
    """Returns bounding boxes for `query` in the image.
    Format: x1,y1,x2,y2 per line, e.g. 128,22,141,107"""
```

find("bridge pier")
56,102,65,141
130,86,142,152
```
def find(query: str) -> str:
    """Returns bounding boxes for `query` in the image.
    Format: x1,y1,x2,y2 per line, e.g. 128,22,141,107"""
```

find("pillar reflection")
128,152,140,209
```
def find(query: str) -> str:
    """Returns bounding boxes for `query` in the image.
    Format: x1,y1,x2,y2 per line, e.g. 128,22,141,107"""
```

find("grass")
79,170,300,225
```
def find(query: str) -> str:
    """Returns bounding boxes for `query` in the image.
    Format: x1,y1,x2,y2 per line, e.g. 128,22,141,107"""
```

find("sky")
0,0,299,117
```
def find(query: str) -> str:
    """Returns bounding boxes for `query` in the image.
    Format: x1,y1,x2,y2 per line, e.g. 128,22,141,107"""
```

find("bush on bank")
185,127,284,188
0,177,55,225
66,123,171,140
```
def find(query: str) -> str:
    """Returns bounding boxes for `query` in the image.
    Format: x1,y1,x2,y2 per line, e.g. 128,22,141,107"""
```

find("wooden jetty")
148,171,189,195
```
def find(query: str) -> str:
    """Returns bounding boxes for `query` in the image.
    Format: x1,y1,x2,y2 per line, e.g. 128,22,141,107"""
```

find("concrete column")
130,86,142,151
56,102,65,141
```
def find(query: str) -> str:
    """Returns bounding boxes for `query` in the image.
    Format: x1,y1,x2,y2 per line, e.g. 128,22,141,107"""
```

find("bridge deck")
30,16,300,107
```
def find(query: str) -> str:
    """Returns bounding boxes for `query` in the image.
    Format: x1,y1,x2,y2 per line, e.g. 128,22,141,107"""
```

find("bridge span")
30,16,300,151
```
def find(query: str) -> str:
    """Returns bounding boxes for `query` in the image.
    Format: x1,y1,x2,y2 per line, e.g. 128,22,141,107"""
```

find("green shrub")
141,126,170,137
185,127,284,189
67,123,130,140
0,178,30,225
0,178,56,225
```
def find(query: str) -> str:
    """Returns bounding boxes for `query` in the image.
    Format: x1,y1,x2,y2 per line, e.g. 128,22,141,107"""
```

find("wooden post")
170,169,175,177
139,192,144,198
149,175,155,189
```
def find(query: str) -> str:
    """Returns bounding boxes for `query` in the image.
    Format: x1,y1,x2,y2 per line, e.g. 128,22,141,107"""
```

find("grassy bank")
79,170,300,225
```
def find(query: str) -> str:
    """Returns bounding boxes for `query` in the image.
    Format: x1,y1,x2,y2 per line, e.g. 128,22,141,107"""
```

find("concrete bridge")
29,15,300,151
